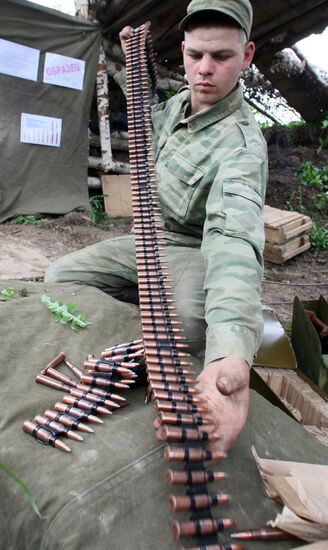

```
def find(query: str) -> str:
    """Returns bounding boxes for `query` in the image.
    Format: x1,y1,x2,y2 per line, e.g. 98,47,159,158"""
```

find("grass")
0,287,16,302
8,215,40,225
309,223,328,256
0,461,43,518
89,195,109,225
287,161,328,218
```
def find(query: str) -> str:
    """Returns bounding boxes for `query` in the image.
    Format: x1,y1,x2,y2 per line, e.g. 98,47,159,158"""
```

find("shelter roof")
95,0,328,69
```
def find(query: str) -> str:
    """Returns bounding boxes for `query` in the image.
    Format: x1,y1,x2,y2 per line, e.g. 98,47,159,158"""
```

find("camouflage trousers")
44,235,206,354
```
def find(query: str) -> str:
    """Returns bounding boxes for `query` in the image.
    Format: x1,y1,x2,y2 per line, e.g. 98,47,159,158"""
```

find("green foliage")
89,195,109,225
317,116,328,154
258,120,273,130
309,223,328,256
164,90,176,100
9,215,40,225
281,120,307,145
283,323,292,338
41,294,91,331
262,121,306,146
0,461,43,518
296,161,328,188
0,287,16,302
285,200,305,213
295,161,328,213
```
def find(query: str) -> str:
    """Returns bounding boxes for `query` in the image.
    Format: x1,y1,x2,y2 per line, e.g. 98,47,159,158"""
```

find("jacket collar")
174,84,244,133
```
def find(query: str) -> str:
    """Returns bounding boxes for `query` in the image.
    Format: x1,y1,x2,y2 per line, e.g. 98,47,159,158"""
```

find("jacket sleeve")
114,68,166,146
113,68,127,96
201,146,268,367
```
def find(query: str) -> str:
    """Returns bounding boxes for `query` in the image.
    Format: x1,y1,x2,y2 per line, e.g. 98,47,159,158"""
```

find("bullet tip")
230,532,247,540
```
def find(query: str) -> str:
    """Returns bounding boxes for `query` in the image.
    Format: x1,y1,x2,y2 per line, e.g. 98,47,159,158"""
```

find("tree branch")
245,97,282,125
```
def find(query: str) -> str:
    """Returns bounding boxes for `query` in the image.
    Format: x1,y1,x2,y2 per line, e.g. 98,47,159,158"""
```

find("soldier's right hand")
119,26,134,57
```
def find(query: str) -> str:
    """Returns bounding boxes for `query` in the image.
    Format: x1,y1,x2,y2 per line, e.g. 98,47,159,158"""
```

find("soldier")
45,0,268,451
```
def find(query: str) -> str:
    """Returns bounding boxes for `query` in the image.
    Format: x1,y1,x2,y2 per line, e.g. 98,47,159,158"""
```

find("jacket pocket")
223,179,264,250
159,153,205,222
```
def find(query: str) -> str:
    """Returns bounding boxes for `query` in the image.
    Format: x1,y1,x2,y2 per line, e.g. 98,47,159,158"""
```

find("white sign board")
20,113,62,147
43,52,85,90
0,39,40,81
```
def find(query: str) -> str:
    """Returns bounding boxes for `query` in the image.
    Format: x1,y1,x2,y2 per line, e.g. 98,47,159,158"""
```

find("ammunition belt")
126,24,236,550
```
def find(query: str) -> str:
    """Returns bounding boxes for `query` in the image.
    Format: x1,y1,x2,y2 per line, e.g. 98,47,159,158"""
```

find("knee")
44,261,62,284
44,258,74,284
175,297,206,355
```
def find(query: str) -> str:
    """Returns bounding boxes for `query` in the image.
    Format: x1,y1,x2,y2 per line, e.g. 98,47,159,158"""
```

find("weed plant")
89,194,109,225
309,223,328,256
9,215,40,225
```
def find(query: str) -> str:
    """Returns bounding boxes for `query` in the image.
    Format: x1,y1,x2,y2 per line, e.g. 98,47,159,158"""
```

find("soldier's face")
182,26,255,114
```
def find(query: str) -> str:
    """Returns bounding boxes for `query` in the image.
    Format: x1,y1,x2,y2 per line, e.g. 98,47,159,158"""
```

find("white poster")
20,113,62,147
0,39,40,81
43,52,85,90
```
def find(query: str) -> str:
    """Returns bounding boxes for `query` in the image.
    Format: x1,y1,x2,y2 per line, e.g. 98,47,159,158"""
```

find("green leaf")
0,461,44,518
89,195,109,225
0,287,16,301
66,303,77,314
41,294,90,331
9,215,40,225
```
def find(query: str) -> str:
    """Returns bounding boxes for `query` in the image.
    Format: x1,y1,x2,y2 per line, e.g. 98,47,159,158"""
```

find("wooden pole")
96,47,115,172
89,156,130,174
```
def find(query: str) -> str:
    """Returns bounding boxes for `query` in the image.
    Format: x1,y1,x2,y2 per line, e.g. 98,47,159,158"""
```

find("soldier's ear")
242,41,255,71
181,41,186,54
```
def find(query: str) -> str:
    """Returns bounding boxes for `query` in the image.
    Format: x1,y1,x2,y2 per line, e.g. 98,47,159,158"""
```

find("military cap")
179,0,253,39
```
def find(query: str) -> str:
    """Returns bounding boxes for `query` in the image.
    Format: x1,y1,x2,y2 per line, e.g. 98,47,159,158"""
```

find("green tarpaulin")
0,280,327,550
0,0,101,222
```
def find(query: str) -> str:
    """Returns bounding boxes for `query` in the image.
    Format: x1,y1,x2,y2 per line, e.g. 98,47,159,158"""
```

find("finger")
153,415,161,429
155,426,165,441
119,26,134,43
216,369,249,396
205,433,233,454
216,376,234,395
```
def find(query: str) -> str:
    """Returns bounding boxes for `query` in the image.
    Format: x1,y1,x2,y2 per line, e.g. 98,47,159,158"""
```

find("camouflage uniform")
45,78,267,366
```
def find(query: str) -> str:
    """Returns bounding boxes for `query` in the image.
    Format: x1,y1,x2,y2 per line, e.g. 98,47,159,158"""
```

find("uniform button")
240,120,249,126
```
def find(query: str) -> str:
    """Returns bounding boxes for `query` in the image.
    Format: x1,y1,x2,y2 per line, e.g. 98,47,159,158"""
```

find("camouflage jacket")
116,71,268,366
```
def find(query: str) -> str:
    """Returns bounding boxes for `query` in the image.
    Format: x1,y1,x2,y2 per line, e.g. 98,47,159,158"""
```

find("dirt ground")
0,212,326,328
0,212,132,280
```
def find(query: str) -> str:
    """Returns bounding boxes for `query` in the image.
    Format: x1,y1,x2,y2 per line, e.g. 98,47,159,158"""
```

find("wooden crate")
252,367,328,447
264,234,311,263
264,205,312,263
101,174,132,217
251,307,328,446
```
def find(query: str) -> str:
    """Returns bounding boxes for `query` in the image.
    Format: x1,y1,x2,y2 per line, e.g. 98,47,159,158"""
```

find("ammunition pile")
22,344,146,452
125,24,240,550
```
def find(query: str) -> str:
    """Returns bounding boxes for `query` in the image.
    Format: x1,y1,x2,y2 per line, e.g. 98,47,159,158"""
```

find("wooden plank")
264,205,302,228
101,174,132,217
264,205,312,244
264,234,311,263
253,367,328,436
265,216,312,243
283,218,312,241
282,241,311,261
